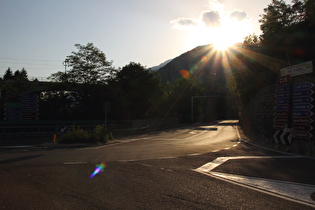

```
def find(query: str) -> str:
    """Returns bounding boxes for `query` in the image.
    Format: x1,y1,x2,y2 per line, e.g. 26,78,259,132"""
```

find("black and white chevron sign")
273,130,292,145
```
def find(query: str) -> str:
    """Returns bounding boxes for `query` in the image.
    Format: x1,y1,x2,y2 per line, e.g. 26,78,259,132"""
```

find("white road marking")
213,172,315,206
194,156,315,207
0,145,35,149
184,130,208,140
187,153,202,156
196,156,302,173
63,161,87,165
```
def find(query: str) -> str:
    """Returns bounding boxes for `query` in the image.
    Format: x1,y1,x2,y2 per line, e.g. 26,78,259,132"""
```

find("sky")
0,0,293,78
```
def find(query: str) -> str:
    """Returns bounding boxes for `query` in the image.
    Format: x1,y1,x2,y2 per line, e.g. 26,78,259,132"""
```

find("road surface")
1,120,315,209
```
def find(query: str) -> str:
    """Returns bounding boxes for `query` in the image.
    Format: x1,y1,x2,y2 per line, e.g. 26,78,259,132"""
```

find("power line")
0,62,61,67
0,65,60,70
0,62,60,67
0,57,61,62
0,57,62,70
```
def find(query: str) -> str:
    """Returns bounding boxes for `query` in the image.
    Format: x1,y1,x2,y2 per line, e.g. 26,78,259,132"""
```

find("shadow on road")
0,154,43,164
194,128,218,131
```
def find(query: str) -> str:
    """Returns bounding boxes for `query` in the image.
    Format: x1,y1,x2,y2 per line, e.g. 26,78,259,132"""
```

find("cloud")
230,10,248,21
201,11,220,27
170,18,198,29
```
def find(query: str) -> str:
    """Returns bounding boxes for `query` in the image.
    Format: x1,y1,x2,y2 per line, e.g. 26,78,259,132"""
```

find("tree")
12,68,28,81
0,68,33,103
259,0,301,37
259,0,315,62
50,43,116,84
162,77,206,122
110,62,164,120
3,68,13,80
243,34,260,48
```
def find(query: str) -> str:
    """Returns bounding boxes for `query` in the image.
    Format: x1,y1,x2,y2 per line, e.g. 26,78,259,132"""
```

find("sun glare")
212,31,236,51
188,14,250,51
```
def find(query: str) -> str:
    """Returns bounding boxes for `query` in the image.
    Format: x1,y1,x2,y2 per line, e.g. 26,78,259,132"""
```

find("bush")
59,125,110,144
93,124,109,143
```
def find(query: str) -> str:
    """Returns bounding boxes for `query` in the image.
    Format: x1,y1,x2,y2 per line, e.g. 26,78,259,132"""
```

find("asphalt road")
1,120,315,209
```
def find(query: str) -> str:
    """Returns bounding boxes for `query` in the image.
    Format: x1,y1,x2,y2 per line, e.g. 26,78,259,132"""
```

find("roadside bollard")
53,134,57,143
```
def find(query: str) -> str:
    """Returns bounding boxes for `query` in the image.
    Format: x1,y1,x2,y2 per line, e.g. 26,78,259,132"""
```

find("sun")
187,16,250,51
212,31,237,51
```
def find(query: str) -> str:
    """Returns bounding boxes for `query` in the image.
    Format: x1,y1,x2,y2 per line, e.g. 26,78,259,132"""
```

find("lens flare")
201,56,208,62
180,69,190,79
90,162,106,178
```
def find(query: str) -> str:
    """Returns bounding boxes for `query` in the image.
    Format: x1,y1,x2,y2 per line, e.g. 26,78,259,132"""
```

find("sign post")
274,61,314,144
292,82,314,139
280,61,313,77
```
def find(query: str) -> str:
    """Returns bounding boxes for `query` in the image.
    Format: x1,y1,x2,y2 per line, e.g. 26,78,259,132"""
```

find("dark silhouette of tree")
19,68,28,81
259,0,315,63
3,68,13,80
49,43,116,84
0,68,32,103
162,77,206,122
243,34,260,48
110,62,164,120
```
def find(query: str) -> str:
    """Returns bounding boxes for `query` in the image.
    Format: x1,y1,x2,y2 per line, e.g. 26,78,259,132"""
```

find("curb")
237,125,315,159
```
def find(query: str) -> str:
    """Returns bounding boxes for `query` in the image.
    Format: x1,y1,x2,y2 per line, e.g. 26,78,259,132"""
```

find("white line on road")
0,145,36,149
194,156,315,207
196,156,300,173
187,153,202,156
63,162,87,165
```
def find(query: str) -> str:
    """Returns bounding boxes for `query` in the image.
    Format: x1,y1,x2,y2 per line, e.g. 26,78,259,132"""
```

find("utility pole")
62,59,69,74
61,59,70,83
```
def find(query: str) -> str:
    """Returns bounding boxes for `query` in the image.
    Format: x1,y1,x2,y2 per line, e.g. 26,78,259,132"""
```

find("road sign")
280,61,313,77
276,98,290,105
293,90,314,97
276,92,290,99
275,118,289,124
274,111,289,117
291,81,314,140
5,102,22,108
293,82,314,91
22,112,38,120
276,85,290,92
273,130,292,145
293,118,313,125
275,105,289,111
4,103,22,120
293,97,313,104
293,124,313,131
277,75,290,85
293,111,314,117
293,104,314,111
274,81,290,129
20,94,38,120
293,131,313,139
